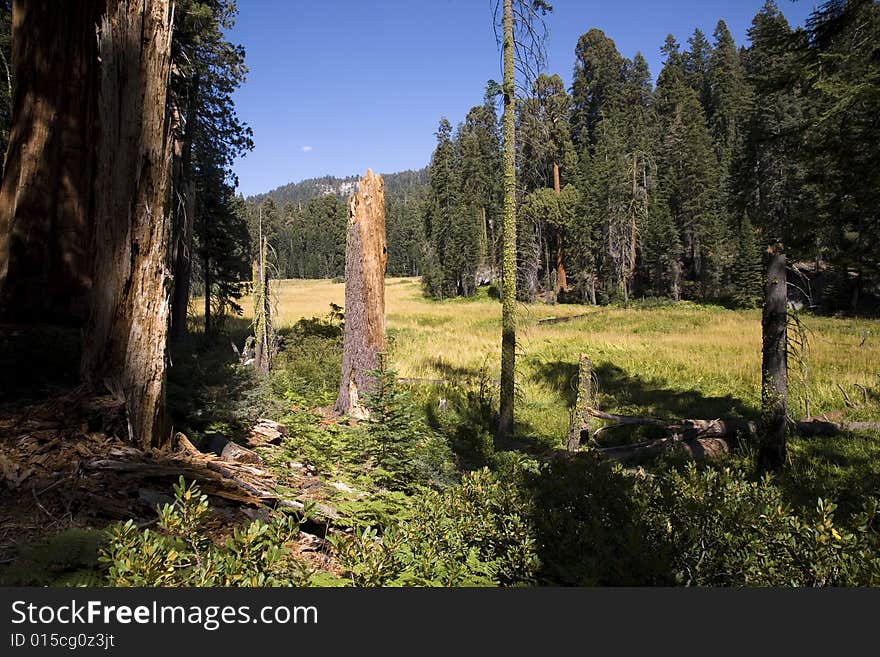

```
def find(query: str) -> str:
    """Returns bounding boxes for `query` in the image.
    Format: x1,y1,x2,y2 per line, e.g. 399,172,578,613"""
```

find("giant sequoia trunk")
334,170,387,418
759,242,788,471
0,0,103,322
81,0,174,450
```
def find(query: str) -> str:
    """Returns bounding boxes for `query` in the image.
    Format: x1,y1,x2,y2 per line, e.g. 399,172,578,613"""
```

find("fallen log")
596,436,733,463
586,407,879,442
587,408,880,462
538,313,589,325
247,419,289,448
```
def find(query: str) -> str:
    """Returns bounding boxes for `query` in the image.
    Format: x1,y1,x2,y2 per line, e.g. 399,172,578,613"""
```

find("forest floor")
1,278,878,586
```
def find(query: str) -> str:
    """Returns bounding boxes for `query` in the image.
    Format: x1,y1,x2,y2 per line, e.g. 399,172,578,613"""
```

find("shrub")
330,467,539,587
649,463,880,587
101,477,311,587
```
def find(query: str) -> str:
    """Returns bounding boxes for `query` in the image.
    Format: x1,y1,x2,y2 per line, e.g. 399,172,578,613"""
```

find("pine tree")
571,28,626,153
683,28,712,115
730,213,763,308
799,0,880,311
423,117,461,298
655,62,726,300
736,1,807,250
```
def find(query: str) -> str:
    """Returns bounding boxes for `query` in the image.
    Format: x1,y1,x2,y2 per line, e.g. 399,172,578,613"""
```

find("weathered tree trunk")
759,242,788,471
567,354,595,451
334,169,387,418
0,0,103,323
81,0,174,450
553,161,568,295
252,233,271,374
169,74,199,342
498,0,517,440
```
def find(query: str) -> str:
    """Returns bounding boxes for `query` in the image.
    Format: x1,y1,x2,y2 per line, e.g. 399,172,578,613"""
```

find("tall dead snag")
334,169,387,418
553,162,568,295
0,0,104,322
759,241,788,471
566,354,595,451
81,0,175,450
252,229,271,374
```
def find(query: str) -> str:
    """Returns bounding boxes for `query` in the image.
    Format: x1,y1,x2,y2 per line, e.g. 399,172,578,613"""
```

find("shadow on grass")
782,433,880,514
531,360,757,420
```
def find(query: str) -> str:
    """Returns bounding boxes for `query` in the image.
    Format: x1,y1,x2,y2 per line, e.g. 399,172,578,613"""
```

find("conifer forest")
0,1,879,590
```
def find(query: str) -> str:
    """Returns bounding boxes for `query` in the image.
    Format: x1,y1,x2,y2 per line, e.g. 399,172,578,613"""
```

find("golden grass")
209,277,880,444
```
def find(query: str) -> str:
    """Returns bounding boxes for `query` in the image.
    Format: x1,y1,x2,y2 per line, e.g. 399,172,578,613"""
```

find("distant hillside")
248,168,429,208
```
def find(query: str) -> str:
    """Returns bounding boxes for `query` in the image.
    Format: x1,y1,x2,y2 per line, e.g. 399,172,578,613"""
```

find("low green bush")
101,477,312,587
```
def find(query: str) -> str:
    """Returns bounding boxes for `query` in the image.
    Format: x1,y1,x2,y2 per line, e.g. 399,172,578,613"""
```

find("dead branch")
837,383,857,408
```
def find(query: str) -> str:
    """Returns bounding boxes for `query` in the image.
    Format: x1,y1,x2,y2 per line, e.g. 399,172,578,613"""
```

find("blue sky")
229,1,817,197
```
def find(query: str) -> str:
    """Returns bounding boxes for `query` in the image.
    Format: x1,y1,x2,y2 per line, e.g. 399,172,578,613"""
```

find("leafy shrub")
270,306,344,406
330,468,538,586
519,455,672,585
101,478,311,587
649,464,880,586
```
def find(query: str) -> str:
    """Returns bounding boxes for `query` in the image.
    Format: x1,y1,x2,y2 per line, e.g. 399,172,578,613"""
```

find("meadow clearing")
254,277,880,445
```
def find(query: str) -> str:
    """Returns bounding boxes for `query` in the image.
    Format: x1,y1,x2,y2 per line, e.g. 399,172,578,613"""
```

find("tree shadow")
0,324,81,407
166,317,266,445
531,359,758,421
518,453,675,585
427,357,485,383
781,434,880,514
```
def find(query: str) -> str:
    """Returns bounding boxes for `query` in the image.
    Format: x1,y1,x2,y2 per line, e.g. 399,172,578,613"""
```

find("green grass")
210,278,878,428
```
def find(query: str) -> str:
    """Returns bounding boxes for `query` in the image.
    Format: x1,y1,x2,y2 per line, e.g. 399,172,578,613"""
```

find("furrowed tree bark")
334,169,387,418
81,0,174,450
759,241,788,471
498,0,517,440
0,0,103,323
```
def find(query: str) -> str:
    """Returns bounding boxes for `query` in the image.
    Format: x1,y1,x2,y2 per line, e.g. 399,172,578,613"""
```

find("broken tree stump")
760,241,788,471
567,354,595,451
334,169,387,419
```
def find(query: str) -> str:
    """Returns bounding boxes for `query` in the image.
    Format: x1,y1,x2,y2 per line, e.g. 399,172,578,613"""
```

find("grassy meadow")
256,277,878,435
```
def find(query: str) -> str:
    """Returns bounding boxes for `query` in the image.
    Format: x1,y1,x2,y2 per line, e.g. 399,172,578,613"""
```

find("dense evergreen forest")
243,169,427,280
250,0,879,314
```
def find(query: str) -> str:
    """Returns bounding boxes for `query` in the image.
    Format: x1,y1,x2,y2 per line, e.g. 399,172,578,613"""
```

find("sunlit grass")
201,277,880,451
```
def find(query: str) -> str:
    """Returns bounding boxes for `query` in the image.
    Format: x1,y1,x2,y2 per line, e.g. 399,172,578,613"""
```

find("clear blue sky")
229,0,817,198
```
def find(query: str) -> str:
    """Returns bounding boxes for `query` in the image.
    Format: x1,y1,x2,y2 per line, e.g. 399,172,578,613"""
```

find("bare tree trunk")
169,74,199,342
553,162,569,296
567,354,595,451
498,0,517,440
252,229,271,374
334,169,387,418
759,241,788,471
0,0,103,323
81,0,174,451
